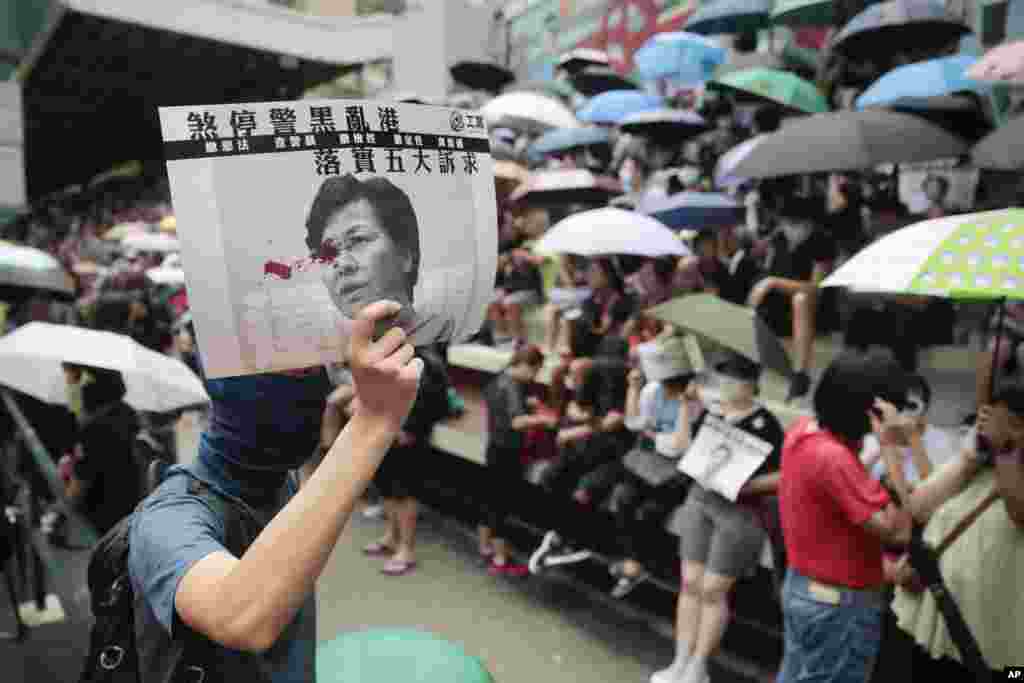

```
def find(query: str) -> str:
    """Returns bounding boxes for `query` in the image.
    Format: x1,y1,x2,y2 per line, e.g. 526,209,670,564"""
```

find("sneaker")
787,370,812,402
541,546,594,568
528,530,561,575
611,569,651,599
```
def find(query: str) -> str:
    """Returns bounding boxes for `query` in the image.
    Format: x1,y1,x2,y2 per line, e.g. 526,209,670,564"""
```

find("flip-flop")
362,541,394,557
381,559,418,576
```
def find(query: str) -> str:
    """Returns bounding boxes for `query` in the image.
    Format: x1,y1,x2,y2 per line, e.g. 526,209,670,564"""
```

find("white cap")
636,336,694,383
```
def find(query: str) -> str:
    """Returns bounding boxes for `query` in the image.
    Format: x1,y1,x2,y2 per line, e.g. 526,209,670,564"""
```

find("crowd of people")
1,41,1023,683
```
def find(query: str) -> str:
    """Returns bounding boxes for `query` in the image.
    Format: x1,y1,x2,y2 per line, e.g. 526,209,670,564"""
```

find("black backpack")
79,465,280,683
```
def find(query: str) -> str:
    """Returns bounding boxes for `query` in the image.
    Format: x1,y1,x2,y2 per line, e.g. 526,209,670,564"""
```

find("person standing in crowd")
129,301,421,679
655,355,783,683
709,223,761,307
362,343,450,576
776,350,913,683
61,366,142,537
478,344,546,577
883,384,1024,680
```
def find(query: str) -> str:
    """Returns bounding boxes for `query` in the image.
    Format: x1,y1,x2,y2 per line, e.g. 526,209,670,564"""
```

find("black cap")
714,355,761,382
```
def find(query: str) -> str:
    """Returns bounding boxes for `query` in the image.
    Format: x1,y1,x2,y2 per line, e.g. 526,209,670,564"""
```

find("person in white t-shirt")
860,374,958,496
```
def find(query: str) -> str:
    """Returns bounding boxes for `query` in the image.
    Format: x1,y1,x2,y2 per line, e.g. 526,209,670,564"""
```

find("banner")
678,414,772,501
159,99,497,379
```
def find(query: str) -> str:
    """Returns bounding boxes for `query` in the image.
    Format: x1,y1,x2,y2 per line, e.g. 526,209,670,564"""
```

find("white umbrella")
145,267,186,287
0,322,209,412
121,232,180,254
0,241,75,296
482,92,579,134
534,207,691,257
161,252,183,269
822,209,1024,299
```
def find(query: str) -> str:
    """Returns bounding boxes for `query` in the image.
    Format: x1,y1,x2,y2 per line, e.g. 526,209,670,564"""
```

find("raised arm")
175,301,421,653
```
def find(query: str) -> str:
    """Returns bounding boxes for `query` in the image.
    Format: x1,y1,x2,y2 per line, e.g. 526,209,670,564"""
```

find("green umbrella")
770,0,834,27
317,629,495,683
708,67,829,114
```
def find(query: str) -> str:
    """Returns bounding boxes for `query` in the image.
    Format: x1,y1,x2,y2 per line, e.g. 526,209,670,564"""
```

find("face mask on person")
718,376,750,403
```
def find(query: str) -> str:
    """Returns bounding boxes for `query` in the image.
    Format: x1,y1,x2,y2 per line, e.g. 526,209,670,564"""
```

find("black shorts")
373,444,426,500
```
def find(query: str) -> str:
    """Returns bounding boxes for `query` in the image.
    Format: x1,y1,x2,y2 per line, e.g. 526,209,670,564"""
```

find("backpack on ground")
78,467,280,683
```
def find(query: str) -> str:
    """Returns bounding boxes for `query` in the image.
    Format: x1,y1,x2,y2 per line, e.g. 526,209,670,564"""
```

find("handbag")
622,447,679,487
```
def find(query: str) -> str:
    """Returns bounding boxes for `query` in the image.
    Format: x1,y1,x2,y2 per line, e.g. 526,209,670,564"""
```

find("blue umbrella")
576,90,664,125
855,55,990,109
633,32,726,85
685,0,773,35
528,126,611,157
639,192,744,231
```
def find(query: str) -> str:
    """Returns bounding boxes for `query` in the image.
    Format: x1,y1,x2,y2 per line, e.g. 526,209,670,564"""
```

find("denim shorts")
776,569,884,683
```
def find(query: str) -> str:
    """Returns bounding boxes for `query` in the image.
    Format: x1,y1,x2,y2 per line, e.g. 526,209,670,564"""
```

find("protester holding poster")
656,355,783,683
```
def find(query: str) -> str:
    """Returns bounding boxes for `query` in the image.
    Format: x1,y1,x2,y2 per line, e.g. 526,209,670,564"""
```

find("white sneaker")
650,658,688,683
528,530,561,575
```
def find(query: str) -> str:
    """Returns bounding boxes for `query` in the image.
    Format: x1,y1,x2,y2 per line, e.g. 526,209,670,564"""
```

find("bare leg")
676,562,705,663
791,290,816,374
544,303,561,351
477,525,495,556
977,349,996,407
683,571,737,683
506,303,525,341
378,498,399,548
493,537,512,565
393,497,418,564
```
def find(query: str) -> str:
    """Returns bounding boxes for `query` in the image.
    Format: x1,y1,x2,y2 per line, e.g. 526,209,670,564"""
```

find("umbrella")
831,0,970,62
855,55,989,109
102,221,148,241
482,92,578,134
318,629,494,683
633,32,726,85
576,90,664,125
450,61,515,94
715,135,764,188
0,241,75,297
648,293,793,380
639,192,744,231
509,169,623,208
158,215,177,234
557,48,611,75
972,115,1024,170
502,79,576,101
145,267,186,287
724,110,969,179
528,127,612,158
781,40,822,80
822,209,1024,300
713,52,785,79
570,66,639,98
0,322,209,412
709,68,829,114
685,0,773,35
121,232,181,254
968,40,1024,83
770,0,834,27
534,207,690,258
888,95,993,143
619,109,709,141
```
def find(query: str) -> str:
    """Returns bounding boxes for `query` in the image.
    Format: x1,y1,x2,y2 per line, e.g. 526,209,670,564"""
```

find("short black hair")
304,174,420,294
814,349,909,446
662,372,697,394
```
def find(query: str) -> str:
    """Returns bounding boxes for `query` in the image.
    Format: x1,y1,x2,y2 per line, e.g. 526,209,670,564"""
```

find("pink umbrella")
968,40,1024,82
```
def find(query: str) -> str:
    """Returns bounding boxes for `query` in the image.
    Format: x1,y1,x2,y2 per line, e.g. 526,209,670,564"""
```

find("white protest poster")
898,158,979,214
158,99,497,378
678,414,773,501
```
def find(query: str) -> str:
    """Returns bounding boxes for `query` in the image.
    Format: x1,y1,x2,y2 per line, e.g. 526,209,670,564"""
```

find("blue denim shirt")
127,441,316,682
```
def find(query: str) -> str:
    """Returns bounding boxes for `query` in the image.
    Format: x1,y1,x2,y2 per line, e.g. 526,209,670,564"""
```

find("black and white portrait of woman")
304,174,456,344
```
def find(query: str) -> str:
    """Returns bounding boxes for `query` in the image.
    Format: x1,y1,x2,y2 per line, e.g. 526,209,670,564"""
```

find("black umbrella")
570,66,640,98
557,48,611,76
972,114,1024,171
831,0,970,63
450,60,516,94
888,95,994,143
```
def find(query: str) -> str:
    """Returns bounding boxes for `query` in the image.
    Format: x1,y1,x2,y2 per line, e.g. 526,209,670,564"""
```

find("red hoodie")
779,418,891,589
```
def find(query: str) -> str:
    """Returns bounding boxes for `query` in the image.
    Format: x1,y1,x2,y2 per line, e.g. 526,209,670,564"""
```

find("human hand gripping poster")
678,415,773,502
159,100,497,378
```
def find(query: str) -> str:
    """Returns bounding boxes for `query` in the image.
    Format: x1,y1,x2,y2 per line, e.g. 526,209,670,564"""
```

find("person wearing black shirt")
747,196,838,401
710,223,762,307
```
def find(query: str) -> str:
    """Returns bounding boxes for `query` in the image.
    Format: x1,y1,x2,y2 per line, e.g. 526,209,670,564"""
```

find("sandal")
381,558,418,576
362,541,394,557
